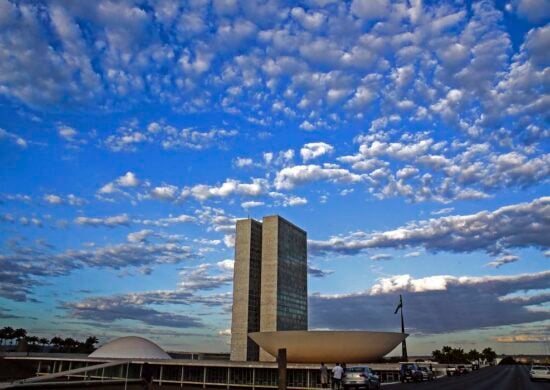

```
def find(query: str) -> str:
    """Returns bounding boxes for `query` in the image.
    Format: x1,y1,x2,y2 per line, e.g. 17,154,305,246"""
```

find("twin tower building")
230,215,308,362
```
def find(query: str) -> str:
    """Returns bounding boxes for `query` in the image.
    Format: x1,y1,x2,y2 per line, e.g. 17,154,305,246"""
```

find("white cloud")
43,193,86,206
370,253,392,261
404,251,422,258
300,142,334,162
0,128,27,148
98,182,118,195
299,120,316,131
217,259,234,271
182,178,267,201
150,185,178,201
67,194,86,206
486,255,520,268
284,195,308,207
1,240,199,301
242,201,264,208
75,214,130,227
310,270,550,333
58,125,77,140
275,164,364,190
179,263,233,292
138,214,195,227
127,229,154,243
516,0,550,22
43,194,63,205
223,234,235,248
431,207,454,215
117,171,140,187
234,157,253,167
310,197,550,256
350,0,390,20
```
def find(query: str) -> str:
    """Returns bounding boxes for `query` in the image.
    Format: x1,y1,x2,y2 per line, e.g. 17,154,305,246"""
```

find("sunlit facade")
230,216,308,362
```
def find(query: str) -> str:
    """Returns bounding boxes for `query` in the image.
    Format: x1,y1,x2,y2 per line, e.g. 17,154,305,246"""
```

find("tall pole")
400,294,408,361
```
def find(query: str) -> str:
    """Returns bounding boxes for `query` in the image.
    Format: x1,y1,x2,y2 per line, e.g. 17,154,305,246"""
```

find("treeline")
432,346,497,364
0,326,98,354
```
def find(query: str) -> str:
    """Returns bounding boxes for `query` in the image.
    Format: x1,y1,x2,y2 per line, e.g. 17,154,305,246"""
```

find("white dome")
89,336,171,360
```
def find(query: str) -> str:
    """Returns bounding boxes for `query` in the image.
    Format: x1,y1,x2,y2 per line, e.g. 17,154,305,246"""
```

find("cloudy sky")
0,0,548,356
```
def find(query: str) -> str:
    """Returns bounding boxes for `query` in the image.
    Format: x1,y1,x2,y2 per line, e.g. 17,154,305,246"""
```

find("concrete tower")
259,216,308,361
230,218,263,361
230,216,307,362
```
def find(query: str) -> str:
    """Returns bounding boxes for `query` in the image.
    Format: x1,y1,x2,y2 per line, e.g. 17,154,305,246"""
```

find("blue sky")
0,0,548,356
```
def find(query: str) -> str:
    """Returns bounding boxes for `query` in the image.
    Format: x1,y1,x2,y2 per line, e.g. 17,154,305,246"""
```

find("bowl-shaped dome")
249,330,407,363
89,336,171,360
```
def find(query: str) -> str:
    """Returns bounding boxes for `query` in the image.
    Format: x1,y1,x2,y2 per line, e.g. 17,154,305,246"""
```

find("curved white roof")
249,330,407,363
89,336,171,360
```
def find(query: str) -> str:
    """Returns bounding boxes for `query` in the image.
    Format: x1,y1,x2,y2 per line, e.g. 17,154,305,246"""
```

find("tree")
13,328,27,344
466,349,481,364
431,346,467,364
1,327,15,345
27,336,39,345
432,349,443,363
63,337,77,353
39,338,49,351
482,347,497,364
50,336,63,351
83,336,99,353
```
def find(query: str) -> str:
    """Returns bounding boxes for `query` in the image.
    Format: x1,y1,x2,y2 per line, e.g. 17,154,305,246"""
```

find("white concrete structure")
249,330,407,363
88,336,171,360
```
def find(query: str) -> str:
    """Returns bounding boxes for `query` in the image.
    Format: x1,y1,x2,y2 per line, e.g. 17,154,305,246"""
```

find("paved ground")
384,365,549,390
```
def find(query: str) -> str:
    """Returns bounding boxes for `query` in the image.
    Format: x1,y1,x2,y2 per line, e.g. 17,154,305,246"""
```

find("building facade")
230,216,308,362
230,219,263,361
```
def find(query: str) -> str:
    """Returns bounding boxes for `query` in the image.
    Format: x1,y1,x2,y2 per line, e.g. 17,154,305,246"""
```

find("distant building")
230,215,308,362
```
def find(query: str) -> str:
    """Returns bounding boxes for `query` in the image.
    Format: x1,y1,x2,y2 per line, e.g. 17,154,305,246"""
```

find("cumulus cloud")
195,206,237,233
234,157,254,168
58,125,78,141
0,0,545,154
179,263,233,292
43,193,86,206
60,292,203,328
127,229,154,243
182,178,267,201
350,0,390,20
242,200,264,208
75,214,130,227
486,255,520,268
275,164,364,190
43,194,63,205
0,241,199,301
310,270,550,334
309,197,550,257
1,194,32,203
217,259,234,271
138,214,195,227
104,122,238,152
117,171,140,187
300,142,334,162
150,185,178,201
515,0,550,22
